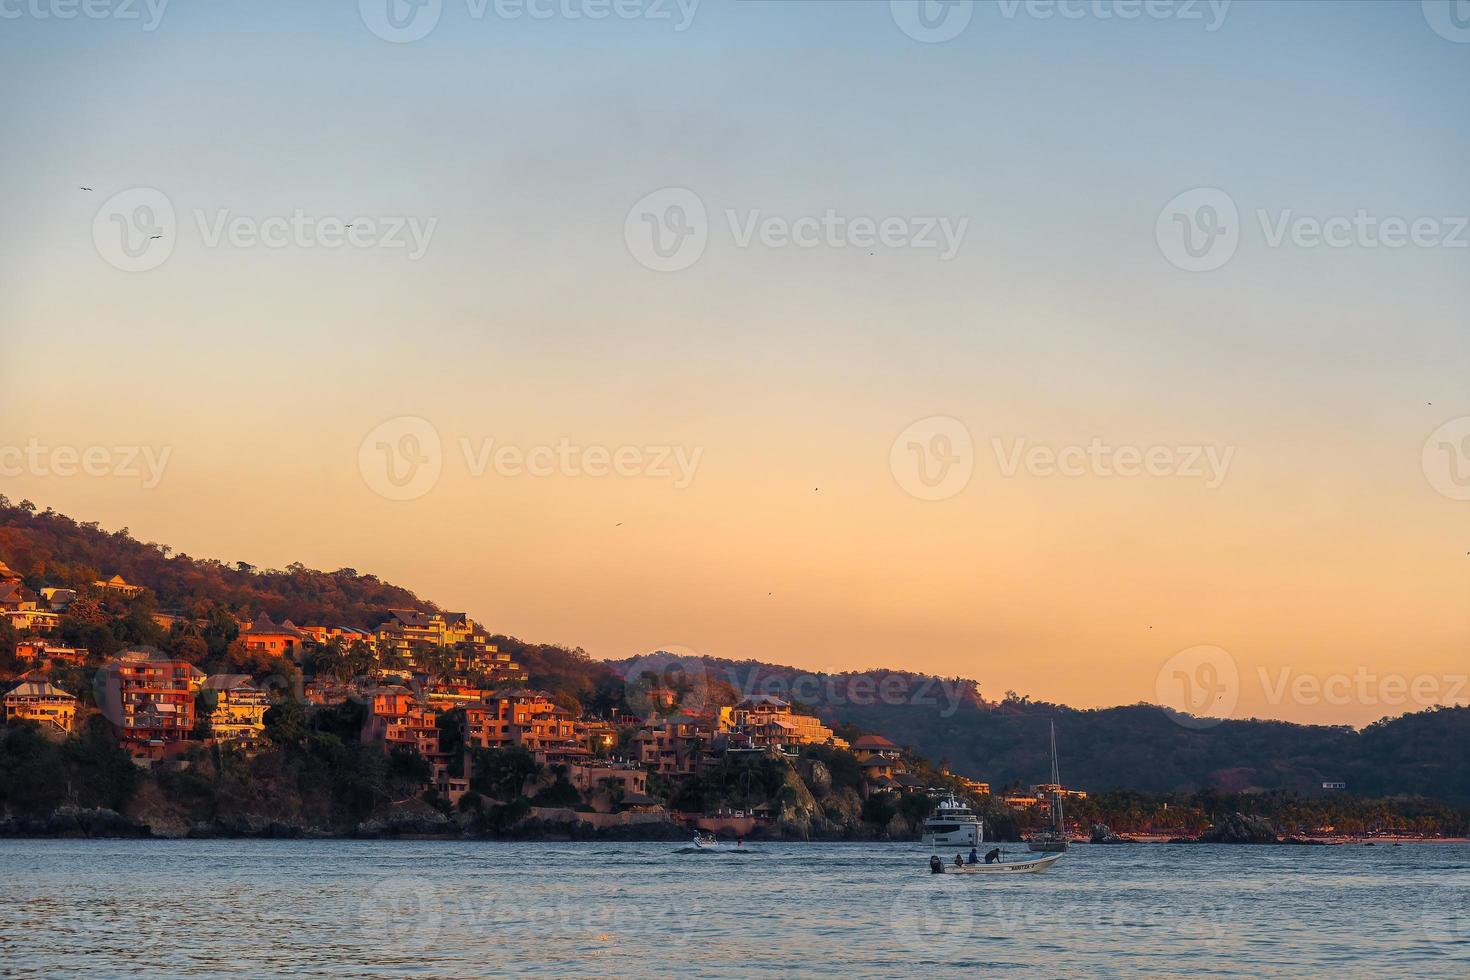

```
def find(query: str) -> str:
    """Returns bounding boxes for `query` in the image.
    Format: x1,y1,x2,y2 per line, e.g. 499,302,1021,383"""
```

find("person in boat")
954,853,964,868
967,847,979,865
985,847,1001,864
929,855,944,874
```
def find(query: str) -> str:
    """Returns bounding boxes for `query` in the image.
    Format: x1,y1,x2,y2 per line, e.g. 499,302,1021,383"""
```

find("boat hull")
1026,840,1069,853
940,852,1062,875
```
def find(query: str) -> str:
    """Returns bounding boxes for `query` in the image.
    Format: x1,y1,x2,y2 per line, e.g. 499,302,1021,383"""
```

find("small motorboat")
929,851,1062,875
690,833,744,852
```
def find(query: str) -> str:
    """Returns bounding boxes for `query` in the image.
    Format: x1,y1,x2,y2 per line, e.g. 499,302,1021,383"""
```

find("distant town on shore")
2,496,1468,842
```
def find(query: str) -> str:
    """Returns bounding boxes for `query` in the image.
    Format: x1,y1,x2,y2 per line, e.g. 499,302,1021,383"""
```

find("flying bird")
79,187,92,191
149,235,163,240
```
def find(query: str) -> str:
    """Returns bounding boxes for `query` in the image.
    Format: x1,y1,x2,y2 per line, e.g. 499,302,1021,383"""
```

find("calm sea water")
2,839,1469,977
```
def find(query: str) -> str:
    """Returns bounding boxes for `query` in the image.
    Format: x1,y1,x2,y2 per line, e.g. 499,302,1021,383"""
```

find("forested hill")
0,498,433,627
7,496,1469,804
609,657,1470,805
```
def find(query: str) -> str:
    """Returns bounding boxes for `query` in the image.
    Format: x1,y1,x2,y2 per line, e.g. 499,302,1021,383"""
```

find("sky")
0,0,1467,727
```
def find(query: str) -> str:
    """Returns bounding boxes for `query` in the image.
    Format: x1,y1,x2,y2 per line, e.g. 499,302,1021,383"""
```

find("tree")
861,791,899,828
469,745,542,802
193,688,219,740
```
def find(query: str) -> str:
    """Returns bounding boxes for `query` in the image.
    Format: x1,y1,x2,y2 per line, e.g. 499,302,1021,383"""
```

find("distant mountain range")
6,495,1468,803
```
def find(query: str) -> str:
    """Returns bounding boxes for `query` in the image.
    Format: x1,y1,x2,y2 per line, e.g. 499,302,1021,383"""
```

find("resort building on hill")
96,650,206,758
849,734,901,761
14,642,88,668
239,614,308,661
93,574,145,597
729,696,847,751
40,587,77,611
372,610,525,681
947,773,991,797
464,689,577,753
363,686,468,802
0,581,39,612
202,675,271,741
633,711,719,776
296,625,375,646
5,608,61,634
2,680,77,734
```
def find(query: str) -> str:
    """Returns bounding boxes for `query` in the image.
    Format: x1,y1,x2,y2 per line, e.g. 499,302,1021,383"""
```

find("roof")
852,734,897,748
738,695,790,708
203,674,259,692
4,680,76,701
0,582,37,603
0,557,17,579
245,613,305,637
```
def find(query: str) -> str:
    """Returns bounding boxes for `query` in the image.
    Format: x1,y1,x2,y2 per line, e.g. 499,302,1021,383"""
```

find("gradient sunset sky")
1,1,1466,727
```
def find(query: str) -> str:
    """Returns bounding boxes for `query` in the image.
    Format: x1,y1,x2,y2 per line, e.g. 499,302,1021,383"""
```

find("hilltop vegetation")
0,497,432,627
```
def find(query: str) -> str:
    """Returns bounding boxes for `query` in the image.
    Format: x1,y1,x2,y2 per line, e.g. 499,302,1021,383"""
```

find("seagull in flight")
80,187,93,191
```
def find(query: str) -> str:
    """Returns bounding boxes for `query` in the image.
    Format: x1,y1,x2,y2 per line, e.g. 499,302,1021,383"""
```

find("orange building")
239,613,308,661
463,689,577,753
14,642,88,668
97,650,206,756
633,711,719,776
93,574,145,597
850,734,901,761
3,680,77,734
731,696,842,750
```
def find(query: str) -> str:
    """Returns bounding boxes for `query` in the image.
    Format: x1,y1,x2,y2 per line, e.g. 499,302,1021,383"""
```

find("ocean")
2,839,1467,977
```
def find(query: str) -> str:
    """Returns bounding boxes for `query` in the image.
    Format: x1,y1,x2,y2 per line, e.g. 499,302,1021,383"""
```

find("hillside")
0,497,433,627
5,496,1470,806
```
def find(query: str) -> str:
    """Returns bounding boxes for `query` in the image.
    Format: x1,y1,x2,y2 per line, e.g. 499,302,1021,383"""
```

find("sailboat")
1027,721,1070,853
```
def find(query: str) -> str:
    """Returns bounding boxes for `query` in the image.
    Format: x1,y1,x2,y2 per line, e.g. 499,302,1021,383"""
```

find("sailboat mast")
1050,720,1063,832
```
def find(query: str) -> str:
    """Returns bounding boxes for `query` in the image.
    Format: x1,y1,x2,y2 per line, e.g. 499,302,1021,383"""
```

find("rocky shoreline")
6,806,1463,845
